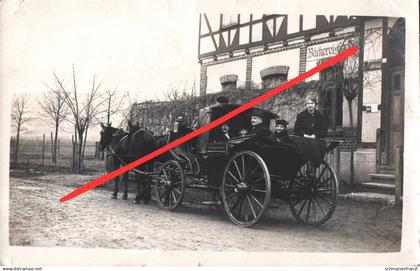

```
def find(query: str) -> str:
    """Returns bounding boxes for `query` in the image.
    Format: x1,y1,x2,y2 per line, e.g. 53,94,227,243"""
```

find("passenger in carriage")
238,129,248,137
212,123,231,142
249,109,271,141
293,95,329,167
173,115,193,136
170,114,198,159
268,119,295,145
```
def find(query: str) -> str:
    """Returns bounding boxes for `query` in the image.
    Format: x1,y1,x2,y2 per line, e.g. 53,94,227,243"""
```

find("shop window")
319,66,343,128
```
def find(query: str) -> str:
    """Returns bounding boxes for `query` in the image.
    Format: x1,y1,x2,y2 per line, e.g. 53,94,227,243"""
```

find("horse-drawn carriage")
100,103,340,227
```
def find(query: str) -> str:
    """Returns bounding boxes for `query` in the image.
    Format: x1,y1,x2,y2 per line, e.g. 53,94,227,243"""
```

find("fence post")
72,140,80,173
57,138,60,159
10,137,14,162
95,142,99,159
42,134,45,166
50,132,54,162
94,142,105,160
72,136,75,172
100,144,104,160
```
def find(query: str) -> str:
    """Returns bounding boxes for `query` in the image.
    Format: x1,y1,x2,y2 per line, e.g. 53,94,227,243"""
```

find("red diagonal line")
60,46,358,203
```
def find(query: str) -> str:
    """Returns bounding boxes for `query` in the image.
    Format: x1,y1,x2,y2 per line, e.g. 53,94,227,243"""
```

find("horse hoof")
111,194,118,199
134,199,141,204
122,194,128,200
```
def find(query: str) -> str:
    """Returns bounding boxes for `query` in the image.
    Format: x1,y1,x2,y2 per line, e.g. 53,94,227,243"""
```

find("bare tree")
118,91,141,128
162,81,198,127
38,81,69,163
11,93,32,162
54,65,104,173
100,88,128,126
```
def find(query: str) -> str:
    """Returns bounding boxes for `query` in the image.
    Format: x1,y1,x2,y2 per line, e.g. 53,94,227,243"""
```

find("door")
387,68,404,168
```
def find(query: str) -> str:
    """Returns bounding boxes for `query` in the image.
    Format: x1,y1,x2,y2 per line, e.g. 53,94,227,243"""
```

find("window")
319,65,343,128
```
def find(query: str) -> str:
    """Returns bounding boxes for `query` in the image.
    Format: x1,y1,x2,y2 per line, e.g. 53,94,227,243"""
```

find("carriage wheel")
155,160,185,211
221,151,271,227
288,160,338,226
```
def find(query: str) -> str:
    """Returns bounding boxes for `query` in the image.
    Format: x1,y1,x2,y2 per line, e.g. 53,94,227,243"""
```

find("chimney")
220,74,238,92
260,66,289,89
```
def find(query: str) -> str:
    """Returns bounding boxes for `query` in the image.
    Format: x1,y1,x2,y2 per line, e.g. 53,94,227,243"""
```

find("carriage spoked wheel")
155,160,186,211
288,160,338,226
221,151,271,227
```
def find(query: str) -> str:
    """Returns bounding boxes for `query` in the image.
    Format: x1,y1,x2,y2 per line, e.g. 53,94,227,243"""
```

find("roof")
209,103,279,121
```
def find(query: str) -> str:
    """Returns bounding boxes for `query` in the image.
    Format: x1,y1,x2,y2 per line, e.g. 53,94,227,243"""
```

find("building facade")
198,14,405,184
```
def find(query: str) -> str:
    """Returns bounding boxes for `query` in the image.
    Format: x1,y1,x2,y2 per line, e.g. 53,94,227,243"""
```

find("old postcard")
0,0,418,267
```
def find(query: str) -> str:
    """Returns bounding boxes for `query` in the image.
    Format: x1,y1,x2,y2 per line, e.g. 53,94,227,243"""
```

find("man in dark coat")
212,123,231,142
294,95,328,139
171,114,194,152
249,108,271,141
173,115,193,136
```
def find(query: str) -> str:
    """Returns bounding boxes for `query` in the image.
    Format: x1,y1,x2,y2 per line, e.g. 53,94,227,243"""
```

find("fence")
10,135,105,172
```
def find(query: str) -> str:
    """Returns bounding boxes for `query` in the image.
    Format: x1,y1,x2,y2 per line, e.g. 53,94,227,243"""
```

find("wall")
340,149,376,183
206,60,246,93
361,19,384,143
251,49,300,85
362,71,382,142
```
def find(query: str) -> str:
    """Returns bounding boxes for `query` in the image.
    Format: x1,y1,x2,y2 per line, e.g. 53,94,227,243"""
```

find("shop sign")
307,40,349,61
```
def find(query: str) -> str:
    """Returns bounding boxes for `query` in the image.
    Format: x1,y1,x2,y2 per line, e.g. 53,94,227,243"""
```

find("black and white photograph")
0,0,418,267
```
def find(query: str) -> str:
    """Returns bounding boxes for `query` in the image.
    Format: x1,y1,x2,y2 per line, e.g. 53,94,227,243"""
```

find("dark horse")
99,122,157,203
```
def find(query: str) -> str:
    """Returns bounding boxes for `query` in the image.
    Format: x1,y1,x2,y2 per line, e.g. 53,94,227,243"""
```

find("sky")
1,0,200,139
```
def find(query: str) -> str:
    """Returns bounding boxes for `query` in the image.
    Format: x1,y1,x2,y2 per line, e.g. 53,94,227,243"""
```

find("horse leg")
134,172,143,204
143,165,152,204
112,160,120,199
122,172,129,200
142,177,151,204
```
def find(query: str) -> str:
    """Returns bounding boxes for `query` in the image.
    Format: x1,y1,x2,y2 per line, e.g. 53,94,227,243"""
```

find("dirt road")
9,169,402,252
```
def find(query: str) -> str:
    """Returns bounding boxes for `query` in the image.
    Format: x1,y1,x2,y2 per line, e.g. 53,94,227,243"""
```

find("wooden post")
57,138,60,159
42,134,45,166
394,145,402,204
95,142,99,159
73,141,80,173
72,135,75,172
50,132,54,161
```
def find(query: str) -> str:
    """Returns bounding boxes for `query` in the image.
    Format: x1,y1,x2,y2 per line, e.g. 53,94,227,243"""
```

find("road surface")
9,169,402,252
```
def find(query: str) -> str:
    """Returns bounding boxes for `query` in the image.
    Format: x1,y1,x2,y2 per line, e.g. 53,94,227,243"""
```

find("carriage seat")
169,147,200,175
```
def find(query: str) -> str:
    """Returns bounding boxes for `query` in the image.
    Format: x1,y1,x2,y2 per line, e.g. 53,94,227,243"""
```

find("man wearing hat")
171,114,194,151
270,119,295,144
173,114,192,135
249,108,270,141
